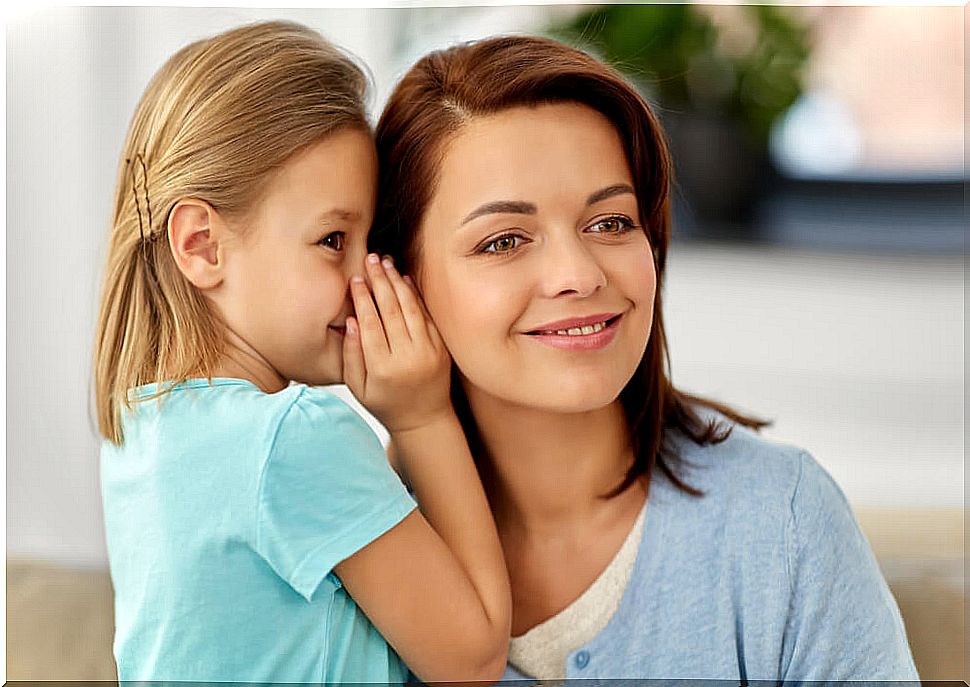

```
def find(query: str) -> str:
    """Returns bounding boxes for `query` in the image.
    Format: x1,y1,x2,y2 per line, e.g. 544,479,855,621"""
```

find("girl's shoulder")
118,379,381,461
127,377,301,417
263,383,390,481
129,378,365,427
273,383,382,449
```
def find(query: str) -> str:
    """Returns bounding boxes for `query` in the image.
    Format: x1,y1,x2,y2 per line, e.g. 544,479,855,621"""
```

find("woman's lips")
523,314,622,350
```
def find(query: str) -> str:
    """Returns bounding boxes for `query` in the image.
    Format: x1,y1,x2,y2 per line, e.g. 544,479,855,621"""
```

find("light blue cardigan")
500,421,919,681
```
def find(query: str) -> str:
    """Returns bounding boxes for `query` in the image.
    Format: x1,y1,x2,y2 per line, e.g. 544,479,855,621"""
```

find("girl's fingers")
341,316,366,395
424,313,446,352
403,274,445,351
366,254,410,349
350,274,390,362
382,260,430,343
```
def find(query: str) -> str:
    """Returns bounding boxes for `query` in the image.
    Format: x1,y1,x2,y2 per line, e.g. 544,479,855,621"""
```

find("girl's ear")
168,199,225,290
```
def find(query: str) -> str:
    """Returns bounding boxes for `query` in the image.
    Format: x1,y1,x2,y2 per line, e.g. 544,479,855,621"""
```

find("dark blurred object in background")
550,4,812,230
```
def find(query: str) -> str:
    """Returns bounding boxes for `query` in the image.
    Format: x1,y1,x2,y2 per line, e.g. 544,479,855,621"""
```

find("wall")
6,6,964,568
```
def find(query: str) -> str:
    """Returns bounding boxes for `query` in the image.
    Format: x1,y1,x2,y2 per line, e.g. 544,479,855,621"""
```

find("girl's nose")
345,240,370,280
539,231,607,299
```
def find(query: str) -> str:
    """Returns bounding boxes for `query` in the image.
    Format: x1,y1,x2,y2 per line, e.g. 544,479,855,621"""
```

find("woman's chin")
494,380,627,416
544,390,625,415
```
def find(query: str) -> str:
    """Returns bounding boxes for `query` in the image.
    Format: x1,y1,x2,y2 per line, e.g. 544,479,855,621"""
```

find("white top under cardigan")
508,500,647,678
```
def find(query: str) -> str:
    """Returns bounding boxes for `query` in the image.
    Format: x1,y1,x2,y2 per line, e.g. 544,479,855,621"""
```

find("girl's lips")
523,314,622,350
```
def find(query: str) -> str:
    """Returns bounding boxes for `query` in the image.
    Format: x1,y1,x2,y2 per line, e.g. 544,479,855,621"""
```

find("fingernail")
382,258,394,270
351,275,364,284
403,275,414,285
367,253,379,265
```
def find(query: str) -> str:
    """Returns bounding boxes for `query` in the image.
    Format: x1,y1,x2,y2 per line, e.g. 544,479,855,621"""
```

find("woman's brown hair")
370,34,768,498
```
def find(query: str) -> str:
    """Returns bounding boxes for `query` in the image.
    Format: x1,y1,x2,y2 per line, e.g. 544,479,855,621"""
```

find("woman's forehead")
430,103,634,213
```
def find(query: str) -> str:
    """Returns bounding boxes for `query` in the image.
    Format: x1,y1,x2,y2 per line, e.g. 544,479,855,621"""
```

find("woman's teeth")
541,321,607,336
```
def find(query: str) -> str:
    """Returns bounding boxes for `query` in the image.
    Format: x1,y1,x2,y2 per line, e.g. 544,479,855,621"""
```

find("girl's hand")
337,254,511,682
342,253,452,433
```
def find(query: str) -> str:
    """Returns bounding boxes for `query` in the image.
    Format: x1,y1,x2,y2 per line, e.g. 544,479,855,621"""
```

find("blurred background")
6,3,965,680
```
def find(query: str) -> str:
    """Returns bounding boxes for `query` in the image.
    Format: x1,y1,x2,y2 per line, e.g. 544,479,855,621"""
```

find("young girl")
93,21,510,683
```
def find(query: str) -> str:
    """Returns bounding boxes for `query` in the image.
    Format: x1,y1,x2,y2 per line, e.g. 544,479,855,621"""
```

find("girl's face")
217,127,376,386
416,103,656,414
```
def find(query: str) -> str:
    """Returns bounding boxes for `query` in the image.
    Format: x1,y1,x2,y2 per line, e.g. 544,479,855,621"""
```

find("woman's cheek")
617,241,657,308
449,277,505,347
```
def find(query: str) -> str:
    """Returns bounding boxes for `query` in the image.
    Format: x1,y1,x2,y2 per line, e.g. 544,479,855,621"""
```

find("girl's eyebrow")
459,184,636,227
315,208,361,225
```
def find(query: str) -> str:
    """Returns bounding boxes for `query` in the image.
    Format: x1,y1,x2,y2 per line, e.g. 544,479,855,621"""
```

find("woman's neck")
466,385,639,541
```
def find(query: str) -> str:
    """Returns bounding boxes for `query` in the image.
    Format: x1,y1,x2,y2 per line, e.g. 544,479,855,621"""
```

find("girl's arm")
384,440,411,490
334,255,511,683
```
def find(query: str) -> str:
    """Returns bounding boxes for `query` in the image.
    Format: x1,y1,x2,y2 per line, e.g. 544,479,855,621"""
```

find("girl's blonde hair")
94,20,369,445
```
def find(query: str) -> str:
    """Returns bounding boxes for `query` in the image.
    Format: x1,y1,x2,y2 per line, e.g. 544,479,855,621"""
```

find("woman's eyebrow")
586,183,636,206
459,184,635,226
460,200,536,226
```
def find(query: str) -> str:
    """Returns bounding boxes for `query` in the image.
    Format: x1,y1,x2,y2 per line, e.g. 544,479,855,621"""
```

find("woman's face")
416,102,656,414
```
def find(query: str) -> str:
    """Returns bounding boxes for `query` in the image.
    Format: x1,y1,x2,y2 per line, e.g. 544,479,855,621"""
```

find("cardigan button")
574,650,590,669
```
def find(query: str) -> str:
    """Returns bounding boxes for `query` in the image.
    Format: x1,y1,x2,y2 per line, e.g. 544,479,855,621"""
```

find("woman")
370,35,918,681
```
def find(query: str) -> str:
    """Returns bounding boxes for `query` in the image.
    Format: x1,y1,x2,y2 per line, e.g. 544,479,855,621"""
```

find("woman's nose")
539,232,607,299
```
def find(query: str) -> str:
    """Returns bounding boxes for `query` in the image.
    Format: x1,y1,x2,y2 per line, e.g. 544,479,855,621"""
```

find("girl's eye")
318,231,345,251
587,216,637,234
480,234,526,254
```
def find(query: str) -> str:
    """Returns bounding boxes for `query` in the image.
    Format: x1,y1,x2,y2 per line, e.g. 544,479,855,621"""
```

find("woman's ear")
168,199,225,290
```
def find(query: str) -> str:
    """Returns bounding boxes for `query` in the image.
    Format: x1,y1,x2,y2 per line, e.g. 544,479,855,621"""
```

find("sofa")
7,505,965,680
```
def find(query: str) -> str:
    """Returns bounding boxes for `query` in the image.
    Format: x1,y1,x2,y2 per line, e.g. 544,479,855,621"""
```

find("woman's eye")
481,234,525,254
588,216,636,234
318,231,345,251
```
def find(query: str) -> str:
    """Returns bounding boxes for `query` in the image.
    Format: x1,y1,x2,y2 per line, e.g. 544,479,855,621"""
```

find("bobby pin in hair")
126,153,153,250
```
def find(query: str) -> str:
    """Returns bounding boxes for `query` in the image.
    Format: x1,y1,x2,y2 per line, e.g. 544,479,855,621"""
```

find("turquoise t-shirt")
100,378,417,682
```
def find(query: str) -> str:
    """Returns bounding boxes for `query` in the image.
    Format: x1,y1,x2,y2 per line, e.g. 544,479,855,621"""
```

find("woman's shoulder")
613,412,916,681
651,410,877,606
658,409,851,530
664,411,805,495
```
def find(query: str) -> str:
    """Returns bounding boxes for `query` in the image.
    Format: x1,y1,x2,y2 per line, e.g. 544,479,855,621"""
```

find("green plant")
549,4,812,150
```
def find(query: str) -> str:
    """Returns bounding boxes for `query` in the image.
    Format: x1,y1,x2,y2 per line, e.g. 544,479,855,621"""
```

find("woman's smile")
521,312,624,350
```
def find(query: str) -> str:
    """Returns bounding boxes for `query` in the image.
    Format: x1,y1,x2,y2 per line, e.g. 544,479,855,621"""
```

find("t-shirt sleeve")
780,450,919,680
254,387,417,602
